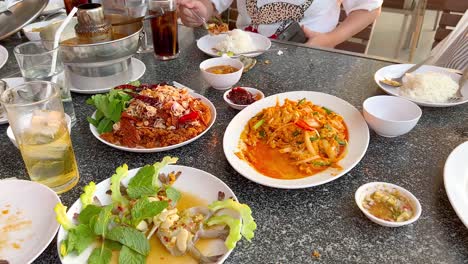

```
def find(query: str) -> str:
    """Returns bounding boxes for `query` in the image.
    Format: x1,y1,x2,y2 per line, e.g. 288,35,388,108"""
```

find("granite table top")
0,26,467,264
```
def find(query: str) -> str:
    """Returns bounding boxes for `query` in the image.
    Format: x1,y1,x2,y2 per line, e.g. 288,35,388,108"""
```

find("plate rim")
0,44,8,69
70,58,146,94
89,91,217,153
223,91,370,189
56,164,237,264
0,179,61,263
444,141,468,229
374,64,467,107
197,31,272,58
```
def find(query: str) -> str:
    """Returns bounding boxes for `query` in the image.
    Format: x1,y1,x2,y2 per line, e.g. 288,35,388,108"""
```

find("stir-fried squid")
238,98,348,179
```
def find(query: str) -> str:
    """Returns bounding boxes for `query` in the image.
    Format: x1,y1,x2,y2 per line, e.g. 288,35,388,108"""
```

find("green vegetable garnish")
110,164,129,206
310,136,319,142
206,215,242,250
86,89,133,134
322,106,333,114
313,161,331,166
208,199,257,241
131,198,168,226
292,130,301,137
80,181,96,209
106,226,150,255
253,119,264,130
54,203,76,231
259,130,266,138
335,135,347,145
297,98,306,105
165,186,181,207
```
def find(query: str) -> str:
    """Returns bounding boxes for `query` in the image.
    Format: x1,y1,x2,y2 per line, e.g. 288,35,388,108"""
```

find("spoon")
212,47,285,56
379,56,433,87
189,8,209,30
448,68,467,102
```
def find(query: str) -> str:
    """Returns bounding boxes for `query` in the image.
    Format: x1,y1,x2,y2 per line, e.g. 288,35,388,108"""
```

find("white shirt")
211,0,382,37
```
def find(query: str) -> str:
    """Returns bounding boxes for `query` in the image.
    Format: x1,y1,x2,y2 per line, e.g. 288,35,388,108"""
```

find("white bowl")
363,95,422,137
355,182,422,227
23,21,57,41
223,87,265,110
200,57,244,90
7,113,72,148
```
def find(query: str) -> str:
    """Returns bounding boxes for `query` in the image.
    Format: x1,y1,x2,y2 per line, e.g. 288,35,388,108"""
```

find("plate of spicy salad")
87,82,216,153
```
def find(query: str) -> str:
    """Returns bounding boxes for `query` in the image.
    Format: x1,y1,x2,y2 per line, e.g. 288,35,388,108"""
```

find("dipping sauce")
363,189,414,222
205,65,239,74
227,87,258,105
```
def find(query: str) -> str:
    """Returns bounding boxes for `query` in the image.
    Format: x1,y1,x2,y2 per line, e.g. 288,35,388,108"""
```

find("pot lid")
0,0,48,41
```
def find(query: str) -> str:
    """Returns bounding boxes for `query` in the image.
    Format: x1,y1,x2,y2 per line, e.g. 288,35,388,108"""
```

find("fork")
379,56,433,87
448,68,467,102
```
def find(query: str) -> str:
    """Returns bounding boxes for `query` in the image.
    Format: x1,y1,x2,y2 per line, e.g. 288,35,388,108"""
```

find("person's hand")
178,0,214,27
302,26,337,48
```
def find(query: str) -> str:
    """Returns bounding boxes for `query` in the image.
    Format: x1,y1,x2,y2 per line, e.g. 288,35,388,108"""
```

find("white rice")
214,29,255,54
400,72,459,103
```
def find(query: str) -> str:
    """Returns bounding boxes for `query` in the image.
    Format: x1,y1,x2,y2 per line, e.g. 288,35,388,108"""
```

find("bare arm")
304,7,381,48
178,0,217,27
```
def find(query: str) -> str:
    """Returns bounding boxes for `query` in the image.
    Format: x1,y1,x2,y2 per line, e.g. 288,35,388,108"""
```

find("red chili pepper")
115,84,137,90
295,119,315,131
179,111,199,123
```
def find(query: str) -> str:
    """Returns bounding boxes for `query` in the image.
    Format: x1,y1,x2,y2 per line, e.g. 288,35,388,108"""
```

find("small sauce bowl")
223,87,264,110
200,56,244,90
355,182,422,227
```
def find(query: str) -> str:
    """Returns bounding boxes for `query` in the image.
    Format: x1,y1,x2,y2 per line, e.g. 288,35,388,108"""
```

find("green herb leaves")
107,226,150,255
88,247,112,264
66,224,96,254
127,165,157,199
165,187,181,207
86,89,133,134
131,198,168,226
119,246,146,264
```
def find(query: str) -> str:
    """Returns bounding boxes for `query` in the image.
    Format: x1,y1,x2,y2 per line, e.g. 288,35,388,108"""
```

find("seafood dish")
55,156,257,263
236,98,348,179
87,82,213,149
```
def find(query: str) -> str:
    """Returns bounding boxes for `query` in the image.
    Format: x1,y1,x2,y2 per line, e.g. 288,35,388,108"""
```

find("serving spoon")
379,56,433,87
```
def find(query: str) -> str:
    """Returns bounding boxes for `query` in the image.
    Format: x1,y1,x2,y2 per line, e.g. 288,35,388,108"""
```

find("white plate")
58,165,236,264
0,179,60,264
197,31,271,58
374,64,467,107
0,77,25,125
444,141,468,229
70,58,146,94
223,91,370,189
0,44,8,70
90,92,217,153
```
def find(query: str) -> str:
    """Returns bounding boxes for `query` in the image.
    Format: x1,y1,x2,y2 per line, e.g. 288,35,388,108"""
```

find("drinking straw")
50,7,78,75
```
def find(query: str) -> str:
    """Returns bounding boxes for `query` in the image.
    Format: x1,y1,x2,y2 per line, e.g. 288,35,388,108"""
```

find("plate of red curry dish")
223,91,369,189
87,82,216,153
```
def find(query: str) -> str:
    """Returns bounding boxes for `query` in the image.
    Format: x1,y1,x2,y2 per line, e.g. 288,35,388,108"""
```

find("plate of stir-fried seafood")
87,83,216,153
56,156,257,264
223,91,369,189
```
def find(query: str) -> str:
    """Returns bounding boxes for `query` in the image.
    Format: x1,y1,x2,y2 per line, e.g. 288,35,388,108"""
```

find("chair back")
432,0,468,48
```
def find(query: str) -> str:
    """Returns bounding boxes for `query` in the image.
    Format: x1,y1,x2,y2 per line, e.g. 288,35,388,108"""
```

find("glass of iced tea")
149,0,179,60
0,81,79,194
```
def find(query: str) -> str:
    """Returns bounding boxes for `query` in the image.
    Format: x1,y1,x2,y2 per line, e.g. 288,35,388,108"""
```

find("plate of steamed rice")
197,29,271,58
375,64,467,107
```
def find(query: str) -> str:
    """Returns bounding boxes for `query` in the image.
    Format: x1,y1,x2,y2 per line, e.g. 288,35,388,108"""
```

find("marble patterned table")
0,26,467,263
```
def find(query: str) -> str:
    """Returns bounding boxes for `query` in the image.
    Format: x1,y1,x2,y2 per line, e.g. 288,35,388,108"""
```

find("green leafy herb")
88,247,112,264
67,224,96,254
86,89,133,134
104,239,123,251
292,130,301,137
78,205,102,225
322,106,333,114
131,198,168,226
127,165,157,199
93,205,113,236
107,226,150,256
297,98,306,105
119,245,146,264
165,186,181,206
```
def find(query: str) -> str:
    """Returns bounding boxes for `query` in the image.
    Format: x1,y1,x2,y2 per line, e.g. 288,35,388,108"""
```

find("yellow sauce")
205,65,239,74
110,192,225,263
